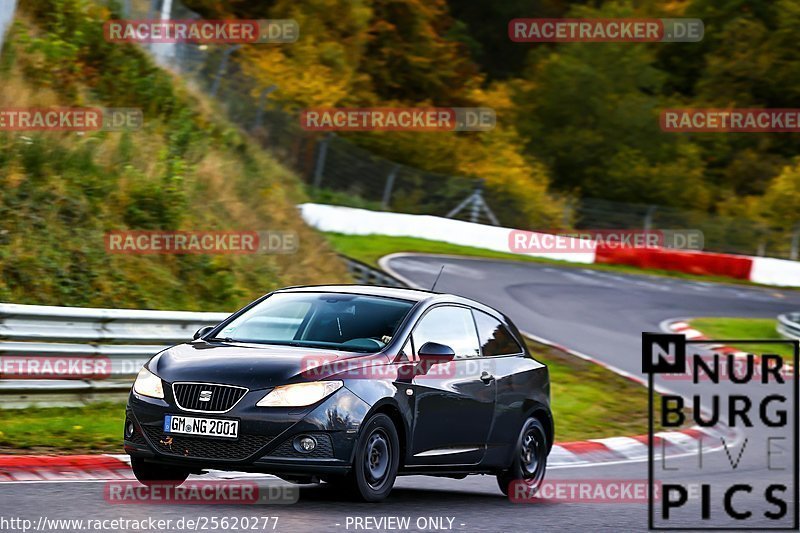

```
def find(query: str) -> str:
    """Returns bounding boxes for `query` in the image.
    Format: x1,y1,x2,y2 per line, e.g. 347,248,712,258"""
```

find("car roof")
275,284,436,302
273,284,504,318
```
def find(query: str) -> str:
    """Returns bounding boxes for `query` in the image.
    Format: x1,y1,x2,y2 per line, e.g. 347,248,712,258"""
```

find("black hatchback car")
124,285,552,501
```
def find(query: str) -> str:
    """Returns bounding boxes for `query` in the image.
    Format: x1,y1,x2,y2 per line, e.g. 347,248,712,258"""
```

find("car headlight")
133,367,164,399
257,381,343,407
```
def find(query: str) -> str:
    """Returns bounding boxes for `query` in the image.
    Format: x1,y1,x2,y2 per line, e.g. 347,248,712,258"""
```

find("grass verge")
0,341,653,454
526,339,652,442
688,318,796,359
0,403,125,454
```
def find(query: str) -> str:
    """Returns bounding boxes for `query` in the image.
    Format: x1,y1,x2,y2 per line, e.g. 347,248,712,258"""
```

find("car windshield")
211,292,416,352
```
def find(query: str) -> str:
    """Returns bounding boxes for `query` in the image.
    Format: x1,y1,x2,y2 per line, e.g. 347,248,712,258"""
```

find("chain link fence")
113,0,799,259
575,198,800,259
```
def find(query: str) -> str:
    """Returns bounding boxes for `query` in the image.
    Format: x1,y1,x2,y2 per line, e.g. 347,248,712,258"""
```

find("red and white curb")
667,320,795,375
0,455,132,482
0,422,739,482
0,322,751,482
549,424,736,467
0,454,280,483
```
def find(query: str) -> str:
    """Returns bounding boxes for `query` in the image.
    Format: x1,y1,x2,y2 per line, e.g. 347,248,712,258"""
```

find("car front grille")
126,428,147,446
172,382,248,413
142,425,273,460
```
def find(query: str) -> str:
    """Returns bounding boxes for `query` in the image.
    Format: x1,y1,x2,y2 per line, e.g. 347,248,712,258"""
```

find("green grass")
0,340,653,453
689,318,797,359
325,232,793,289
0,403,126,454
527,339,652,442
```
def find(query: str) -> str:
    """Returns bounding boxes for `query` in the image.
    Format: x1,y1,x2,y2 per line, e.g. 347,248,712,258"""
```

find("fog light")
294,436,317,453
125,420,135,438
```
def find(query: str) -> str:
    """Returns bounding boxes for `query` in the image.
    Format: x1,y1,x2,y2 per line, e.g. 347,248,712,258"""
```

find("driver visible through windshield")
213,292,416,352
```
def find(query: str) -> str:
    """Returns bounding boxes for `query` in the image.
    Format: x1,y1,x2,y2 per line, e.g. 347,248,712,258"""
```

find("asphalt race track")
384,254,800,380
2,255,800,532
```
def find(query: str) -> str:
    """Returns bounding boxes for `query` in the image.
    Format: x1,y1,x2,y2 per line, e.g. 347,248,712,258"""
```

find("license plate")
163,415,239,439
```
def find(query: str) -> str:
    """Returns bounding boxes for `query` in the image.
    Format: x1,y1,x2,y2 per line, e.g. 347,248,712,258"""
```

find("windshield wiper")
210,338,304,347
211,337,240,343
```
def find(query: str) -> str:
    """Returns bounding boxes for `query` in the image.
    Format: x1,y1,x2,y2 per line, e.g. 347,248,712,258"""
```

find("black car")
124,285,552,501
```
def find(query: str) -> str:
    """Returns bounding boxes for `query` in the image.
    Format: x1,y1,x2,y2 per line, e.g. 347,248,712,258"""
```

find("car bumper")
124,385,371,476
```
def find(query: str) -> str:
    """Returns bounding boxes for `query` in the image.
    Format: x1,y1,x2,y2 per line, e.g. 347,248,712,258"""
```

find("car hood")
148,341,388,390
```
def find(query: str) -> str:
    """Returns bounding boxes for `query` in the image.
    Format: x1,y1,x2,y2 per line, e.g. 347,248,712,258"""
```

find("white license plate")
163,415,239,439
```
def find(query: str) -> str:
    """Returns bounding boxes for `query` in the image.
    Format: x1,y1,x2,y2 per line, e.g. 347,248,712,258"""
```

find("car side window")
412,306,480,359
473,310,523,357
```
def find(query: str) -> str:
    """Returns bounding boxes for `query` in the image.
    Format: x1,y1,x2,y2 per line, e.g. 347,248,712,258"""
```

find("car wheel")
131,457,190,487
343,413,400,502
496,417,548,497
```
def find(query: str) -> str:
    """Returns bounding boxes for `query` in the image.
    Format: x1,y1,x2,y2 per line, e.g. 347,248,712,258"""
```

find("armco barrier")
300,203,800,287
777,313,800,340
0,303,228,407
0,262,401,407
339,254,406,287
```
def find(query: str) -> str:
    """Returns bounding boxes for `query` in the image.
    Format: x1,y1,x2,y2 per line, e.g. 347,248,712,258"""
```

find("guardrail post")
312,133,332,189
381,165,399,210
790,225,800,261
253,85,278,130
644,205,656,231
210,45,241,98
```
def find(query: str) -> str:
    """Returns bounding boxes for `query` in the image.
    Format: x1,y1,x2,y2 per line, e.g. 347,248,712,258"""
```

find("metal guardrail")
0,303,227,407
777,312,800,340
339,255,407,288
0,257,406,406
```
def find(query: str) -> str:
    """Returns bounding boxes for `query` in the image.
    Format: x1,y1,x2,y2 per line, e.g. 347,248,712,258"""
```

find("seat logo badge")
198,390,213,402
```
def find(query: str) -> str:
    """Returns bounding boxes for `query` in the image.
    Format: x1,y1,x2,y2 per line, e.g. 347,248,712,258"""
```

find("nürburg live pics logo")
643,332,798,530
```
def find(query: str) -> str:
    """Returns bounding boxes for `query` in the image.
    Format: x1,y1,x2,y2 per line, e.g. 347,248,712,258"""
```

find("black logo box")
643,332,799,531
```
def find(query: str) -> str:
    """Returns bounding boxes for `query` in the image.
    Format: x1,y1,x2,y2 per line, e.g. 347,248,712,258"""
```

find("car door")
405,305,496,466
472,310,549,467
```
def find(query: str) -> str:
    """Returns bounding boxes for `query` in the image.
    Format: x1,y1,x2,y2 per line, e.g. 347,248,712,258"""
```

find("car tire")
131,457,190,487
342,413,400,502
496,417,548,497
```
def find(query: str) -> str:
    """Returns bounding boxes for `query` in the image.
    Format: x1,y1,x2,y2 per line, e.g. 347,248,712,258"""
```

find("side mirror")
193,326,215,340
417,342,456,364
